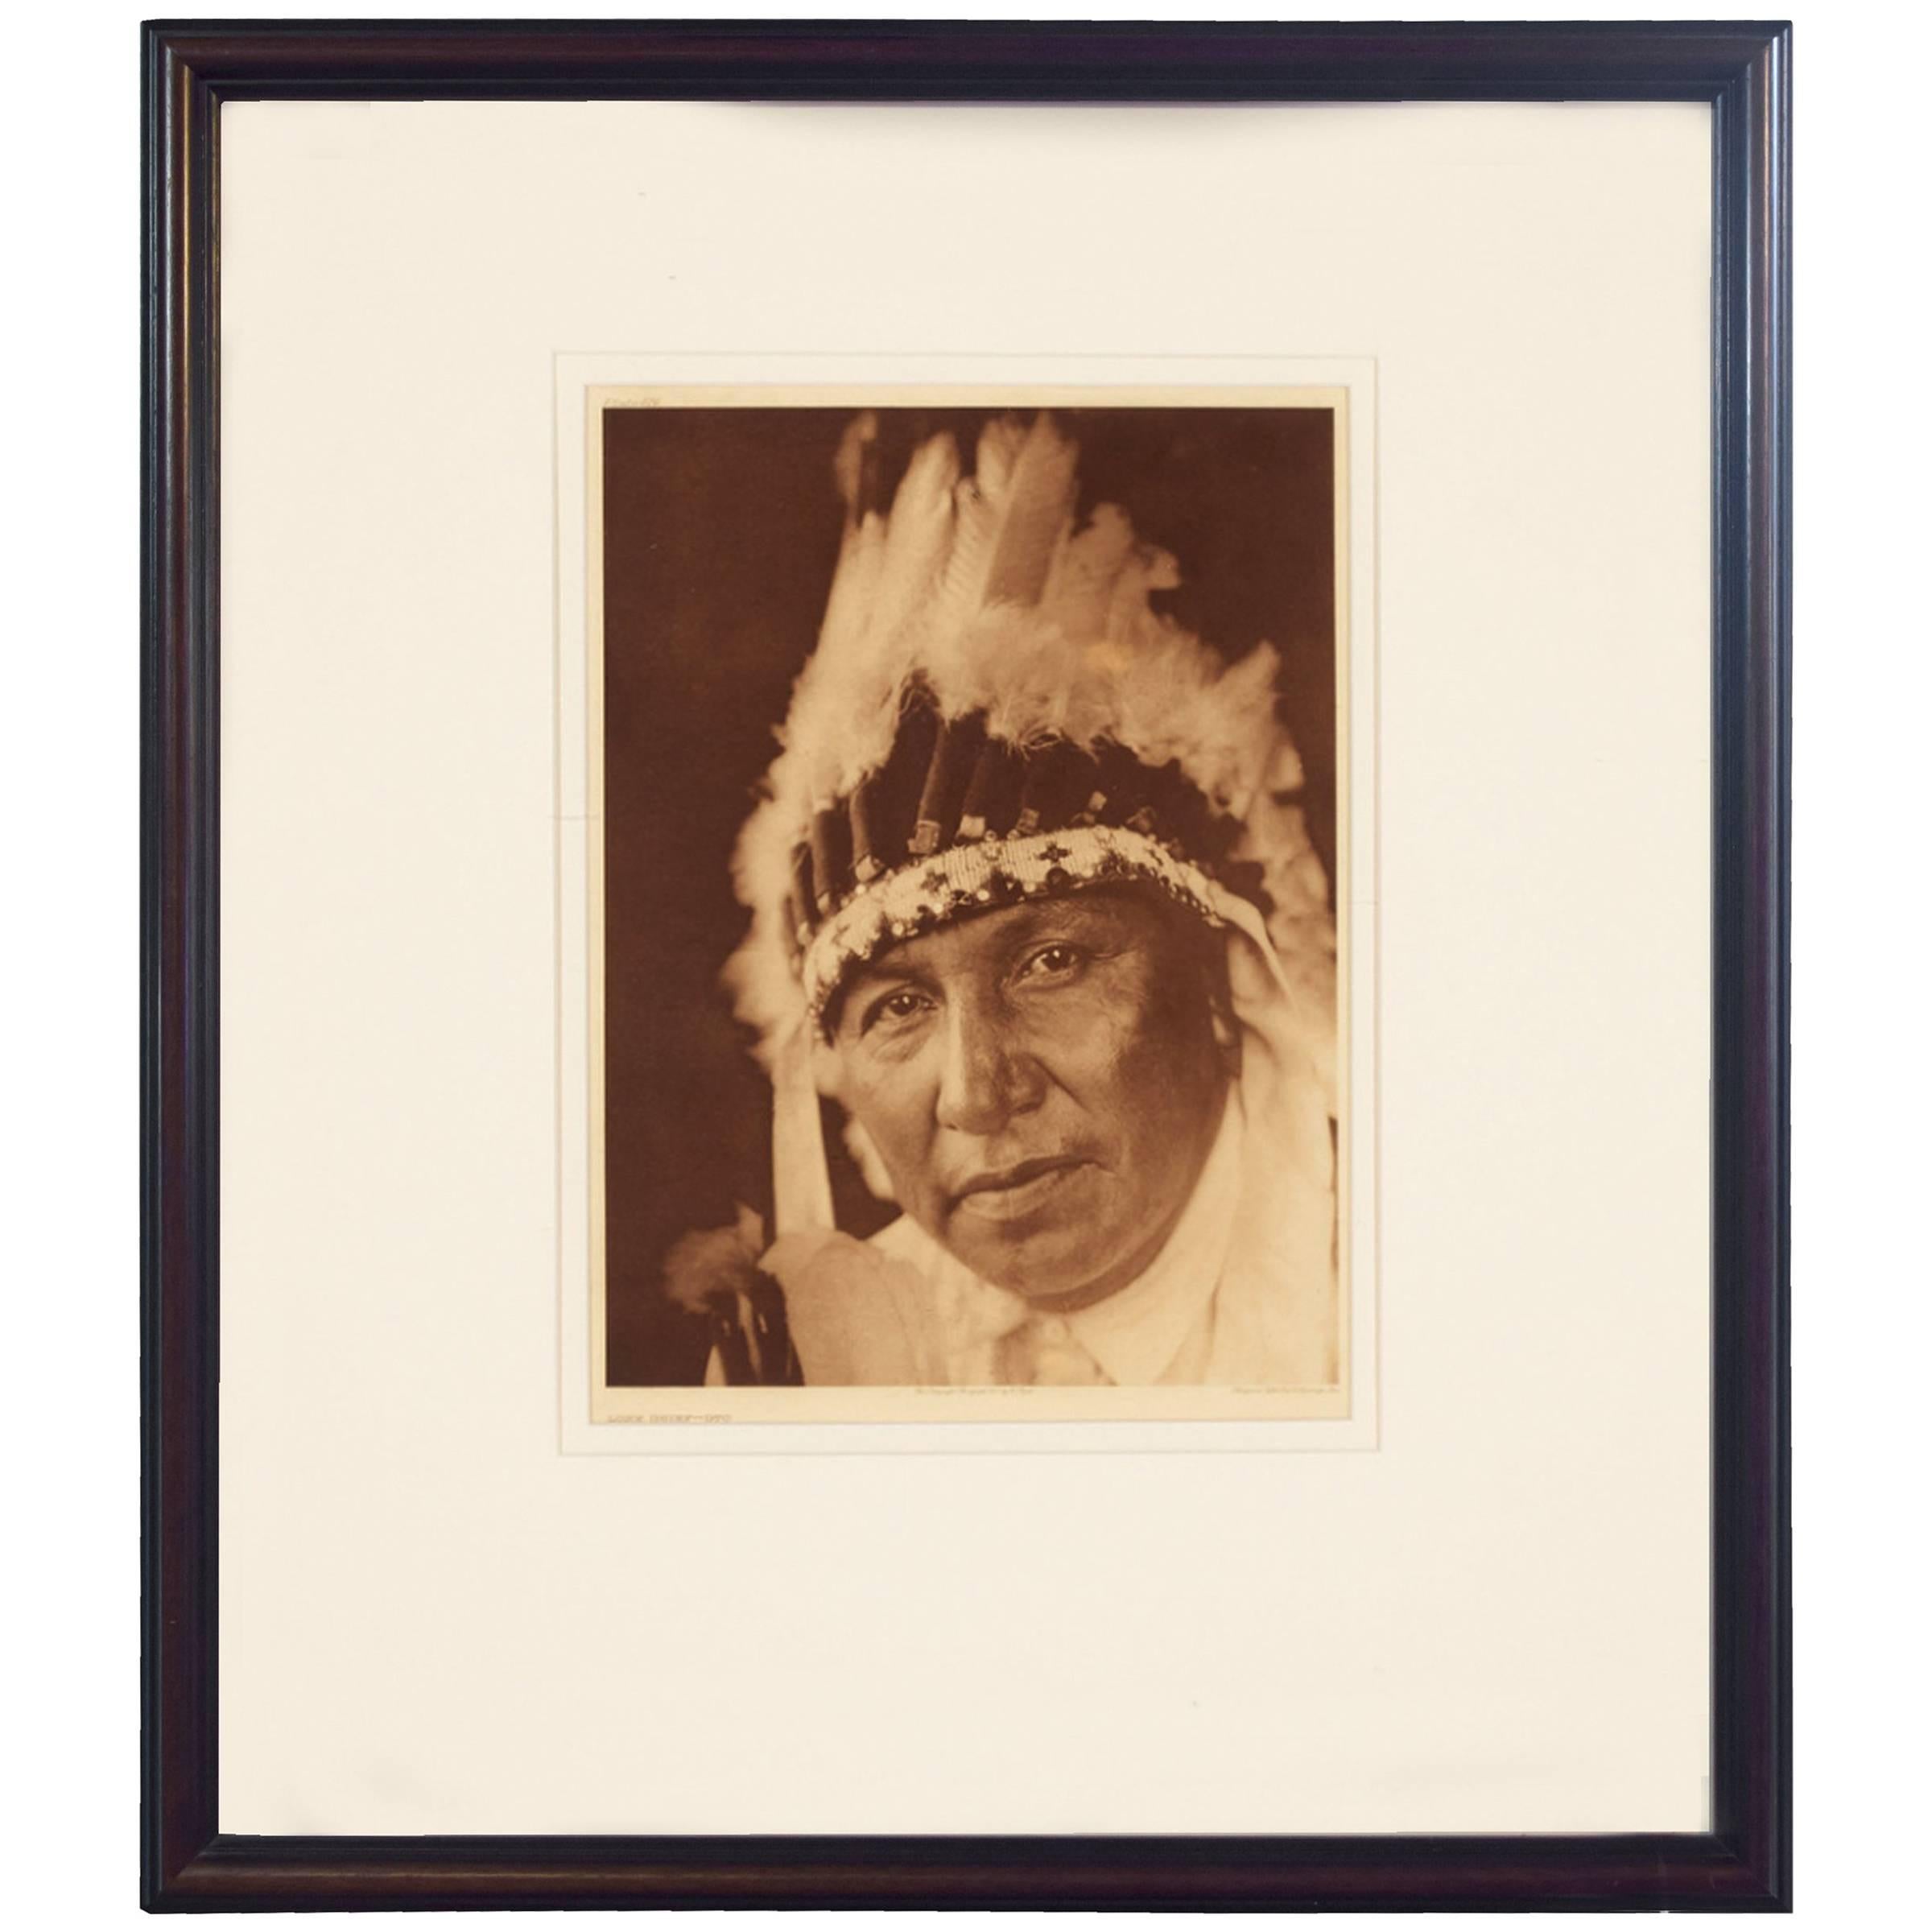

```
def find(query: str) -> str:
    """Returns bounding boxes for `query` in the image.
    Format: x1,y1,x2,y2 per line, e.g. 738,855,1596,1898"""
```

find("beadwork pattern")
801,824,1225,1028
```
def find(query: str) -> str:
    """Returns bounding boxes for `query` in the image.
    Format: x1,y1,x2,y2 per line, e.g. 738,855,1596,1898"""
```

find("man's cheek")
852,1090,935,1202
1037,989,1142,1071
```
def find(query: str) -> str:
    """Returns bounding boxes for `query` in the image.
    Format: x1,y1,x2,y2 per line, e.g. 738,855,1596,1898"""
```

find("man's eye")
1021,943,1085,980
862,989,929,1034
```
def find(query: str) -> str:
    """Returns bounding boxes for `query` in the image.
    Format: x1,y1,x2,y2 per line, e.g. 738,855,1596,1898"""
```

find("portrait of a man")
595,401,1344,1403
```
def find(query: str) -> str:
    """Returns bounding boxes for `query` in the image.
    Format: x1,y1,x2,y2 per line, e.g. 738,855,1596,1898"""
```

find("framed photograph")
564,378,1374,1442
143,19,1790,1911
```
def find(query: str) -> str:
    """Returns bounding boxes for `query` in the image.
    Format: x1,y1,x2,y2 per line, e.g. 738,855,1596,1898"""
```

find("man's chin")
947,1228,1132,1312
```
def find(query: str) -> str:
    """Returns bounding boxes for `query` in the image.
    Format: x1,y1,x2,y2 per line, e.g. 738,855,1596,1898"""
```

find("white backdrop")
5,0,1925,1924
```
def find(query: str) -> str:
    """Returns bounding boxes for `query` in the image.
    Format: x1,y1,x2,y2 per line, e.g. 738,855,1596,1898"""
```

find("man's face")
830,890,1228,1309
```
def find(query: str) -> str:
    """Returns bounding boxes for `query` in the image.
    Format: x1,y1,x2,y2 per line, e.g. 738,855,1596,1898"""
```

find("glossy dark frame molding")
142,19,1791,1912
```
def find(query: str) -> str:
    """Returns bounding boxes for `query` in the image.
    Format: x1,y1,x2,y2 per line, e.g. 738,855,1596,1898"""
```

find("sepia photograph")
589,395,1351,1420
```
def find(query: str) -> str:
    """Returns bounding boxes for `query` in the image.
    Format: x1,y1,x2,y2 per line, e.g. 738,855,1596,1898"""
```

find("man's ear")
1209,938,1244,1079
1212,1001,1243,1078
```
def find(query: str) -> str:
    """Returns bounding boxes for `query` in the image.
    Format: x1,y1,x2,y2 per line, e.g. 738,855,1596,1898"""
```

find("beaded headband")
788,695,1274,1028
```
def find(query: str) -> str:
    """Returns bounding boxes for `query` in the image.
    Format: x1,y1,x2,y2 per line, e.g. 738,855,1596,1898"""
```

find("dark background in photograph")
601,405,1336,1386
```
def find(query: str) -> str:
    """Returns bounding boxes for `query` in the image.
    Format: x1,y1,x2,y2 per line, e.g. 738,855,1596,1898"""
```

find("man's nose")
933,996,1045,1136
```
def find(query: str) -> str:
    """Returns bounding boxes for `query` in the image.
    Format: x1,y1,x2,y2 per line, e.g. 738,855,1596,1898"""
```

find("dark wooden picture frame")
142,19,1791,1911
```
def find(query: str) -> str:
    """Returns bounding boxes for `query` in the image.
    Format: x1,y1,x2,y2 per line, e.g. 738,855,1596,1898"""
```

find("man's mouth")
951,1156,1088,1221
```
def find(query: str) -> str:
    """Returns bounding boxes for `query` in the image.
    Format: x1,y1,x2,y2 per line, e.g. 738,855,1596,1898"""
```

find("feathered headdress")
726,411,1336,1231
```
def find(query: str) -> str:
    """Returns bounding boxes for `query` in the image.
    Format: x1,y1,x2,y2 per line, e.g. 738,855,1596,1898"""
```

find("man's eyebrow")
998,896,1135,952
840,955,931,1008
